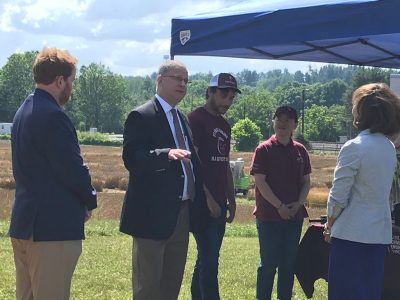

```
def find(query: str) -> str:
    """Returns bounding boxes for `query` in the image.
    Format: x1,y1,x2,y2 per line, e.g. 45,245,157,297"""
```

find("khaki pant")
133,202,190,300
11,238,82,300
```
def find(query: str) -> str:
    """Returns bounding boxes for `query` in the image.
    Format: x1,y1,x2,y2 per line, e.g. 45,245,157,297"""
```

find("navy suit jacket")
120,97,208,239
9,88,97,241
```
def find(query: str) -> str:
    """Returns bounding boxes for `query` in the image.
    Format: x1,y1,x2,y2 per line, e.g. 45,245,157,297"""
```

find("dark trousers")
191,206,227,300
328,237,387,300
256,219,303,300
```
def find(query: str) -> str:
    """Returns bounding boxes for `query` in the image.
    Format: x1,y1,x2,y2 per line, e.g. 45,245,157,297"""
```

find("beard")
210,98,229,115
58,85,72,106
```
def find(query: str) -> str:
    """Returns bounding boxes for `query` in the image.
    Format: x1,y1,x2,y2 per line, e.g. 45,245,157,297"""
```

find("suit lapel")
152,98,201,165
153,98,175,148
177,109,201,164
179,110,194,143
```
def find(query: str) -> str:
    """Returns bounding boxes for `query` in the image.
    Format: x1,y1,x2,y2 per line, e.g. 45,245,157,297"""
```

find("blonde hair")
158,60,186,76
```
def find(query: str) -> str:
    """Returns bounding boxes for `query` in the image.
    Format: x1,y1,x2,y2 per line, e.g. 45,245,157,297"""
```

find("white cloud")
0,3,21,31
90,22,104,36
0,0,323,77
22,0,92,23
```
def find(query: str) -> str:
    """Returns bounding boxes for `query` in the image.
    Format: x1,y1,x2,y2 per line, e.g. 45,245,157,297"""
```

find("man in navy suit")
9,47,97,300
120,60,208,300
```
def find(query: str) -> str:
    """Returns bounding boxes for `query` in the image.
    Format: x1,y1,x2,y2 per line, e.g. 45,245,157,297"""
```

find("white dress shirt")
156,94,194,200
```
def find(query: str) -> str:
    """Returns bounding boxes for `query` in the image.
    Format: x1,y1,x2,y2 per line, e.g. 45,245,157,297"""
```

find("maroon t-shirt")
188,107,230,205
250,135,311,221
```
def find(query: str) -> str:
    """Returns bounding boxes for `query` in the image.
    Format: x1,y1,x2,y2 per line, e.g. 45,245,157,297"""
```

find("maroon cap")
209,73,241,93
274,105,298,122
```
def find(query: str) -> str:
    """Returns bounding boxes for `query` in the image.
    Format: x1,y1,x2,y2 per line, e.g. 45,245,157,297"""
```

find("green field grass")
0,220,328,300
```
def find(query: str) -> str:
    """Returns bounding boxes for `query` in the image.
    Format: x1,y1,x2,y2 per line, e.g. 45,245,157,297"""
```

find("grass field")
0,220,328,300
0,140,333,299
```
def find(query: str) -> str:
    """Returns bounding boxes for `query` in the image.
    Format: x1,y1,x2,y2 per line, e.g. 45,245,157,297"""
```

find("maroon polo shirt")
251,135,311,221
188,107,230,205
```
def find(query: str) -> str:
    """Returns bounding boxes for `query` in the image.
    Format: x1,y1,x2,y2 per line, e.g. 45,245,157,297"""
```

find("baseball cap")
273,105,298,122
209,73,241,94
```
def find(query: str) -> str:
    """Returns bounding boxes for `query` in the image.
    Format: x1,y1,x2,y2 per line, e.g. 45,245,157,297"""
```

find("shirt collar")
155,94,174,114
270,134,294,146
34,88,59,106
359,129,371,136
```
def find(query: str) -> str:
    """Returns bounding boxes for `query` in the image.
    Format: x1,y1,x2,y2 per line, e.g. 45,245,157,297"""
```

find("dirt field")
0,140,332,221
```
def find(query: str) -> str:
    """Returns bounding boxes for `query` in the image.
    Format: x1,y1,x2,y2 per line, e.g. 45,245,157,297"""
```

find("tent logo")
180,30,191,45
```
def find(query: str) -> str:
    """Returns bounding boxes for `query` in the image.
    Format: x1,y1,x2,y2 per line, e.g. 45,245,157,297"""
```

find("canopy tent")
170,0,400,68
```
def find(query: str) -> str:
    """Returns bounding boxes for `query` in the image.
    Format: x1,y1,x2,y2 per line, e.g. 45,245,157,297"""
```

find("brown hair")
352,83,400,135
33,47,77,84
205,87,218,99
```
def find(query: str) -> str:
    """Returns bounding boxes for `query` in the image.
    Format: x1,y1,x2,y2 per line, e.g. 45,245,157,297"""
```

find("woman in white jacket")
324,83,400,300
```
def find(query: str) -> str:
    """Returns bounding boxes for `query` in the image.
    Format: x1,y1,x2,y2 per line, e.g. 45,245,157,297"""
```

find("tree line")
0,51,398,144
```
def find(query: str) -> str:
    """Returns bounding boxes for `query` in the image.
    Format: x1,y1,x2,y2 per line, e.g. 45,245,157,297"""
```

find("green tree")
178,79,208,113
75,63,130,133
64,85,86,130
0,51,37,121
304,79,348,107
319,79,348,106
272,81,306,112
305,65,359,84
125,75,155,108
232,118,262,151
351,67,389,88
343,67,390,137
256,69,294,91
190,72,213,82
304,104,347,141
226,87,277,138
236,69,259,86
293,71,306,83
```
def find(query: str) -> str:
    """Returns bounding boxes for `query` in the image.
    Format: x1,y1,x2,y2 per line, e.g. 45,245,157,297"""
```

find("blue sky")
0,0,332,76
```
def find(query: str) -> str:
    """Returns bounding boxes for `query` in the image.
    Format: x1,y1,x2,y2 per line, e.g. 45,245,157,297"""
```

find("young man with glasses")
188,73,241,300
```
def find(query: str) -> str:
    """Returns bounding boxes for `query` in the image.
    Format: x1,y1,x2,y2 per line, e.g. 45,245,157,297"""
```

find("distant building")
0,123,12,134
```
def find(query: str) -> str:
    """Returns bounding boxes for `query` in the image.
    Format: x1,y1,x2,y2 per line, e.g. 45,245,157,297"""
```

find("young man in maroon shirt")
188,73,241,300
251,106,311,300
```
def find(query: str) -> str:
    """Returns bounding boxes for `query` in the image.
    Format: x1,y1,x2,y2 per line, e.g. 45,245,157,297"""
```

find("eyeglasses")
163,75,191,85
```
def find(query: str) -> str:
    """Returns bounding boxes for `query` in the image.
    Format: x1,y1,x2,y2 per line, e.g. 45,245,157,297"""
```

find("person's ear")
56,76,64,88
156,74,163,84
